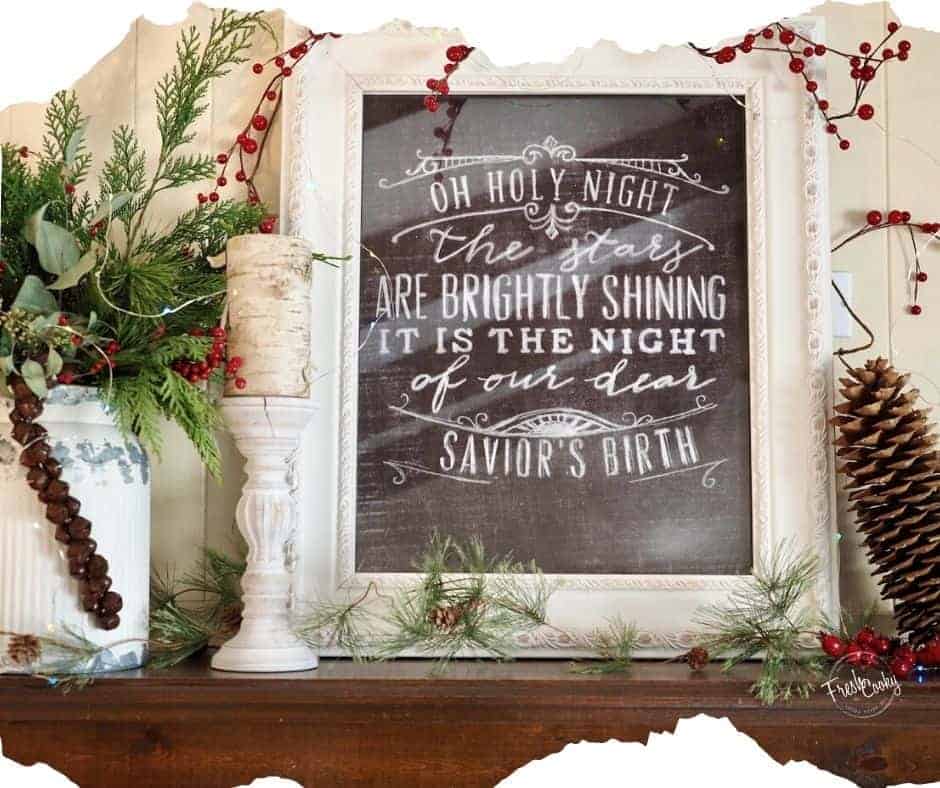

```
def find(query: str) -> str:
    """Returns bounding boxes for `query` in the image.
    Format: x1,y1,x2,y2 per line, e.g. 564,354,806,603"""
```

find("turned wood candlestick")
211,397,316,673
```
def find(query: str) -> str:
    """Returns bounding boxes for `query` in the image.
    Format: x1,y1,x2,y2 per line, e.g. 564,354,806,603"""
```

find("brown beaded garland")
5,375,123,630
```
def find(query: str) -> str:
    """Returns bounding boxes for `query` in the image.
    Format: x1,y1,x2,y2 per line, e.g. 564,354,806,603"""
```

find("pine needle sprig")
694,544,826,704
571,617,639,674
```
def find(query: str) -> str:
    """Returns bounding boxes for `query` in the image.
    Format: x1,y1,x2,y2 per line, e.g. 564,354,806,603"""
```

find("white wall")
3,2,936,619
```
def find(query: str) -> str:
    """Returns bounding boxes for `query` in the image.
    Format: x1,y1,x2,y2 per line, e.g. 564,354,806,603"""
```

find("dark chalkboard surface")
355,94,752,575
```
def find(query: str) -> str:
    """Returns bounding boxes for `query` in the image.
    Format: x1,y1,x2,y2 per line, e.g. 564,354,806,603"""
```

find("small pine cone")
428,604,462,631
685,646,709,671
7,634,41,666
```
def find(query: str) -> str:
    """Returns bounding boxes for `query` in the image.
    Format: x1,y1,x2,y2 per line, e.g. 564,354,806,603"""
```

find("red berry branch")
423,45,474,112
818,625,939,681
693,20,911,151
170,326,245,390
203,29,341,231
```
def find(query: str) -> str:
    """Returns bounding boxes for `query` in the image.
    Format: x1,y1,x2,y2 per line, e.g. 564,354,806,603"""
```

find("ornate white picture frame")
284,20,837,655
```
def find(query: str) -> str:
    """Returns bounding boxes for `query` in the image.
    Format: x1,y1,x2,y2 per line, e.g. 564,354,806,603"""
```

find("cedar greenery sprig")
1,10,271,476
693,544,826,705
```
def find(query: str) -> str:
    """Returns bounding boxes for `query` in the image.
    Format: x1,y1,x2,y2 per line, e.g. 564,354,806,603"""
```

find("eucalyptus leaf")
45,348,63,378
22,204,48,247
48,247,98,290
34,218,82,275
90,191,133,225
12,276,58,314
21,360,48,398
64,118,89,167
0,355,14,376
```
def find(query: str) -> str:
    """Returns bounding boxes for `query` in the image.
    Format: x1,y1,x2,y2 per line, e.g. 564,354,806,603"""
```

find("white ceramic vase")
0,386,150,673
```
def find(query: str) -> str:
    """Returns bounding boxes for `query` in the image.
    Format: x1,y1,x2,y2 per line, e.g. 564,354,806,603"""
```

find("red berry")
214,176,226,188
779,29,796,45
818,99,830,111
856,627,876,648
58,315,69,326
235,377,247,390
860,41,872,54
71,335,82,347
883,48,894,59
851,68,862,79
762,28,774,40
844,642,863,665
210,327,226,339
259,222,273,234
895,644,915,662
209,192,220,203
826,123,838,134
898,51,909,61
281,66,293,77
718,46,736,64
18,146,28,158
805,81,818,93
803,46,814,57
858,104,875,120
275,56,285,67
198,193,208,204
867,210,883,225
424,95,440,112
839,139,851,151
57,372,75,385
860,65,876,81
242,138,258,155
917,271,928,283
252,63,264,74
888,209,903,224
911,304,923,315
443,63,457,75
888,22,900,33
743,34,756,46
252,114,268,131
891,658,914,680
859,650,878,667
190,328,205,337
820,633,847,658
851,56,862,68
874,636,892,656
814,44,827,56
230,356,243,369
901,210,912,222
107,341,121,355
446,45,470,62
65,183,76,195
740,42,753,54
216,153,228,164
266,90,278,101
436,81,450,96
788,58,805,73
235,170,247,182
426,78,439,91
898,40,911,52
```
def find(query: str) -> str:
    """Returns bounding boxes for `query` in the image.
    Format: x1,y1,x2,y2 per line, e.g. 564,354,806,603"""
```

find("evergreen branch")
571,617,638,674
694,543,825,704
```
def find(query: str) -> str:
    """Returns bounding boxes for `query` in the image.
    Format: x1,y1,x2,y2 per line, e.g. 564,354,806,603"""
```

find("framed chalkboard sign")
288,23,838,654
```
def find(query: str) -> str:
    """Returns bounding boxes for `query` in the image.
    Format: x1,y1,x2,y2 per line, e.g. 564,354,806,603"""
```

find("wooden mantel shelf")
2,654,939,787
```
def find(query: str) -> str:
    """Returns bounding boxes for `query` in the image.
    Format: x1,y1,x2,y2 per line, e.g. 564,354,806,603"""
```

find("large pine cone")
832,357,940,644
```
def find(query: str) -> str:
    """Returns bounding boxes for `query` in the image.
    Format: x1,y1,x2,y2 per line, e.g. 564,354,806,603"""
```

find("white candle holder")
211,397,317,673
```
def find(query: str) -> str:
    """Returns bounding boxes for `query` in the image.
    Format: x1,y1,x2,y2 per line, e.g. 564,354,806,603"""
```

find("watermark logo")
821,655,902,718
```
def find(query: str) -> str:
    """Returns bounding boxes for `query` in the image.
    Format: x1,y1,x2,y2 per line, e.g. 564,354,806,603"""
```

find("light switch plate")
832,271,854,338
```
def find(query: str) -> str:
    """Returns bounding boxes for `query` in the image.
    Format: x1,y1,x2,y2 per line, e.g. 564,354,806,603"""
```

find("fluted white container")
0,386,150,673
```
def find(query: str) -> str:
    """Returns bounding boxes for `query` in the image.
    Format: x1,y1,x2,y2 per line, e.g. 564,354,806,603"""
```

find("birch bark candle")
225,234,313,398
